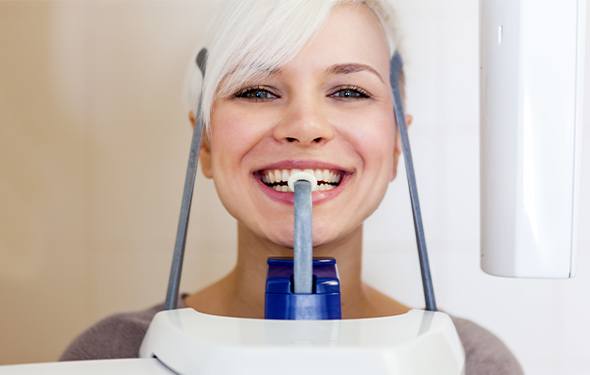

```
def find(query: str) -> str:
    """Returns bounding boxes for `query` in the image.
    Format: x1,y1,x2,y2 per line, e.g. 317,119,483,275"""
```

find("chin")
311,225,344,248
263,223,344,250
261,226,295,249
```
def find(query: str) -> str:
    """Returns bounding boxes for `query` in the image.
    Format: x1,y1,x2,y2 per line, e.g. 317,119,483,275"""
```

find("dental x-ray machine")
1,0,585,373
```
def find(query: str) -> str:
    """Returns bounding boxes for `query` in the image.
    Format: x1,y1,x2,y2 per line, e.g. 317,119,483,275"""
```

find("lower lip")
253,173,352,205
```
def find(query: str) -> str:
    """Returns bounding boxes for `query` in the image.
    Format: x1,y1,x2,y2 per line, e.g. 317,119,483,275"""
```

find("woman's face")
202,4,403,248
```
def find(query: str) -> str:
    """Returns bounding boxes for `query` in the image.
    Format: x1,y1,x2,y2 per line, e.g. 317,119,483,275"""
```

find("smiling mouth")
255,168,344,192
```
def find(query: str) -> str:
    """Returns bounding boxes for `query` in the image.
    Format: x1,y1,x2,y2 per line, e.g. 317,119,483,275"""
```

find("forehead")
275,3,391,78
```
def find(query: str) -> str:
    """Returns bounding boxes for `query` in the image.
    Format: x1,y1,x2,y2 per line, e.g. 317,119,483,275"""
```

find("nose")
272,98,335,146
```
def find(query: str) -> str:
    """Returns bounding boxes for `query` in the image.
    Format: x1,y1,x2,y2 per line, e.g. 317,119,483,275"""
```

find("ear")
188,111,213,179
391,114,413,180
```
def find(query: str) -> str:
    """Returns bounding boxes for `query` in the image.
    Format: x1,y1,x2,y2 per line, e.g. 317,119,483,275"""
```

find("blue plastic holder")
265,257,342,320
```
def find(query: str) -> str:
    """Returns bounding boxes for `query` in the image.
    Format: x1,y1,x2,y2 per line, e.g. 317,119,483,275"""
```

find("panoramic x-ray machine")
1,0,585,373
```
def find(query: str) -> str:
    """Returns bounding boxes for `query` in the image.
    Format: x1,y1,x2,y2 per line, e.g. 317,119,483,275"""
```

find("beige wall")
0,0,229,364
1,1,590,374
0,1,90,363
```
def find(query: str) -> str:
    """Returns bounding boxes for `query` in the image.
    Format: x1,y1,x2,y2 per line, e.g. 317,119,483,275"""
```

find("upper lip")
253,160,354,174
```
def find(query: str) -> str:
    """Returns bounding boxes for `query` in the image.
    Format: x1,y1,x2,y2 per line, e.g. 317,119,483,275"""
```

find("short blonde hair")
184,0,402,132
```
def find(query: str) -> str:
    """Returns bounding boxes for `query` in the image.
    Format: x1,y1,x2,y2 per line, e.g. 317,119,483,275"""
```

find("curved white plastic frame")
139,308,465,375
480,0,586,278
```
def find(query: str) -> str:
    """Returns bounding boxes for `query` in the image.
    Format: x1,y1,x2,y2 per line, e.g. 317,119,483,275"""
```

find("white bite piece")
287,171,318,192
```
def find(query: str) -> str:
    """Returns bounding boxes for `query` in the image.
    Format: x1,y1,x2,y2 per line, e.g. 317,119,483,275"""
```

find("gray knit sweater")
60,302,523,375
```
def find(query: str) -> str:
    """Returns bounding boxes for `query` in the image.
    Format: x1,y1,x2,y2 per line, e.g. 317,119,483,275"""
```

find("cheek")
207,105,278,226
330,109,397,222
336,109,396,172
210,109,263,175
209,102,283,168
207,111,258,213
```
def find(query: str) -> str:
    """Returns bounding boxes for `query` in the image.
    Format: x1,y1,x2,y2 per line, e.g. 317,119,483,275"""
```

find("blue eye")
331,86,370,99
234,86,278,101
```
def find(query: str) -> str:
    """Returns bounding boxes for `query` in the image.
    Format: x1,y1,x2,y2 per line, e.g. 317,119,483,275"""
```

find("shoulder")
450,316,524,375
59,303,163,361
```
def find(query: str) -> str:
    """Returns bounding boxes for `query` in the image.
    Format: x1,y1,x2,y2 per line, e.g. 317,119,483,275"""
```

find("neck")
185,222,372,318
232,223,367,317
184,221,411,318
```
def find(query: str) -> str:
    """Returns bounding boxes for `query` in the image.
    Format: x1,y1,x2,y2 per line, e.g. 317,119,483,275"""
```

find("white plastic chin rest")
0,310,464,375
140,308,465,375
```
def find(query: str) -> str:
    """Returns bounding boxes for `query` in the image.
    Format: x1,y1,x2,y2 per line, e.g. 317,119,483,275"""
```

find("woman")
61,1,523,373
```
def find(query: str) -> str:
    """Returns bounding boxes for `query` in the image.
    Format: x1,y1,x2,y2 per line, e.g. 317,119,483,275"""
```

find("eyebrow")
326,63,384,83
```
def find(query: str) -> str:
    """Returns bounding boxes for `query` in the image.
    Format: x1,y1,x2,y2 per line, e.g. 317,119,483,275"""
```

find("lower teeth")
267,183,336,192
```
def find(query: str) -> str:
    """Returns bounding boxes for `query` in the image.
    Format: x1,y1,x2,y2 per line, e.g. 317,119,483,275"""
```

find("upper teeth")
262,169,342,185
